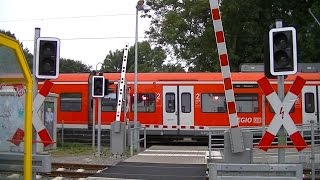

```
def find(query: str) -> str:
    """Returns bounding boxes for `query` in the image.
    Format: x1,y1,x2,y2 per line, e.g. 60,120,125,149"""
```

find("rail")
129,126,146,156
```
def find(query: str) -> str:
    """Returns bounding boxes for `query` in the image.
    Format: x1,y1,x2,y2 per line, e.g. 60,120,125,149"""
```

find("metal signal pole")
275,20,286,164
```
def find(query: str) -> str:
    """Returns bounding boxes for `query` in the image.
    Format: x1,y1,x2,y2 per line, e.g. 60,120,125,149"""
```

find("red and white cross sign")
10,80,54,147
258,76,307,152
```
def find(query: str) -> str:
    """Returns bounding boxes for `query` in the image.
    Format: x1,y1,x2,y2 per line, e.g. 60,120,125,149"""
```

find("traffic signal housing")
269,27,297,76
36,37,60,79
104,79,115,96
92,76,105,97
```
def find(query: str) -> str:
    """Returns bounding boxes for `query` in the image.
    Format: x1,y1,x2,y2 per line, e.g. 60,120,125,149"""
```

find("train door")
163,86,194,126
302,86,320,124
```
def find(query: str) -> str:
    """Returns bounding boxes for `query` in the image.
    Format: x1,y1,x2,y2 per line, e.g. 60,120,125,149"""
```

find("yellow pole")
24,82,33,179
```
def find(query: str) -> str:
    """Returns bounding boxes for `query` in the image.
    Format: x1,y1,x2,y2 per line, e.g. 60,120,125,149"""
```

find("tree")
1,29,93,73
101,41,167,72
146,0,320,72
159,63,186,72
1,29,34,71
59,58,92,73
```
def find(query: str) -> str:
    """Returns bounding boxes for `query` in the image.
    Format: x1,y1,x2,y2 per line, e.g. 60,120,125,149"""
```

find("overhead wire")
0,13,135,23
20,36,147,42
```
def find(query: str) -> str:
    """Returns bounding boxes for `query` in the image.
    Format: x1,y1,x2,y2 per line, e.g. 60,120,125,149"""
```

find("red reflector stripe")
290,76,306,96
290,131,307,151
211,8,220,20
219,54,228,66
224,78,232,90
215,31,224,43
227,102,236,114
258,131,275,152
38,129,53,147
39,80,53,97
258,77,274,96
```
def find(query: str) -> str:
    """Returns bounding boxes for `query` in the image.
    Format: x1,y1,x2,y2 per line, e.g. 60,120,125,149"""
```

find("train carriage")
39,72,320,141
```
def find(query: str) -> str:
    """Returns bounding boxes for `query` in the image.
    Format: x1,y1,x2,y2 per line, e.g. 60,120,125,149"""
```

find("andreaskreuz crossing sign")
258,76,307,151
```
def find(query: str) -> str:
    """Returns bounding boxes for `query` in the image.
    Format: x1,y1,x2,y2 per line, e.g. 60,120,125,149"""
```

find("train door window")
235,94,258,113
132,93,155,112
181,92,191,113
304,93,315,113
165,93,175,113
60,93,82,111
202,93,226,113
101,93,117,111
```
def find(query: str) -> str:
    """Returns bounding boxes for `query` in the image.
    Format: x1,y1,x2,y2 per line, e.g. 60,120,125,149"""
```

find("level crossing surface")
89,145,211,180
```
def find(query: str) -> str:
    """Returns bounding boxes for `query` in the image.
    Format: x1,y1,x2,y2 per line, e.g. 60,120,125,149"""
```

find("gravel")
51,153,127,165
0,153,127,180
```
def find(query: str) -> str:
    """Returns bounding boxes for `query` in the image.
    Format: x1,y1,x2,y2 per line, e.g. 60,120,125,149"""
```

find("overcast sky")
0,0,151,69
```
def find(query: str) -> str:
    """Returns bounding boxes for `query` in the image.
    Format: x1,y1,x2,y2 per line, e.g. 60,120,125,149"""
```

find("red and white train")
39,71,320,139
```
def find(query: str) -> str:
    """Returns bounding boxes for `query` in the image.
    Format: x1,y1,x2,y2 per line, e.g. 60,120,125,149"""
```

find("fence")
129,126,147,156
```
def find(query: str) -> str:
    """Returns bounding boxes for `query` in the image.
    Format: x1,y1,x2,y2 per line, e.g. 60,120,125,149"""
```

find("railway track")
41,162,110,178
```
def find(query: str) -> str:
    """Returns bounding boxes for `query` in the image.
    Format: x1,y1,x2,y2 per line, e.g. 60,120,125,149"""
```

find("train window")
201,93,226,113
60,93,82,112
101,93,118,111
181,93,191,113
166,93,176,113
235,94,258,113
304,93,315,113
132,93,156,112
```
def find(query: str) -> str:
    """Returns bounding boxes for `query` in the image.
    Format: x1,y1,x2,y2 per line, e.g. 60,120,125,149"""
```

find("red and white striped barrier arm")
258,76,307,151
11,80,54,147
209,0,238,128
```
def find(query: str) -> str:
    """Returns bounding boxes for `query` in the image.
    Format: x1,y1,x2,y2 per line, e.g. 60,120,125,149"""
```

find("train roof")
50,72,320,83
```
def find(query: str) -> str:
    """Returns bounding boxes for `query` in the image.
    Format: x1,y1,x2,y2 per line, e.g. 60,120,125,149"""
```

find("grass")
49,143,111,156
49,142,139,157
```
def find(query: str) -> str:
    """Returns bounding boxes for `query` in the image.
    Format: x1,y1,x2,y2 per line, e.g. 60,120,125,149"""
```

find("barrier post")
310,120,315,180
61,120,64,148
208,131,212,160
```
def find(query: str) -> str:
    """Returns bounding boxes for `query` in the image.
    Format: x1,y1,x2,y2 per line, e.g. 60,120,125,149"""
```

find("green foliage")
54,143,94,155
146,0,320,72
1,29,34,72
101,41,167,72
59,58,92,73
1,29,92,73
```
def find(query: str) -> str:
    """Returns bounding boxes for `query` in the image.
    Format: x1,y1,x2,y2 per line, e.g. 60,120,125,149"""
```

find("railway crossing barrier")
110,43,129,156
209,0,244,153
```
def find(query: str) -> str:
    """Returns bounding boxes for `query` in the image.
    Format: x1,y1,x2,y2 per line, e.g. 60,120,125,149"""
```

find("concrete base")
208,163,303,180
224,130,253,164
111,121,126,155
0,152,51,172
